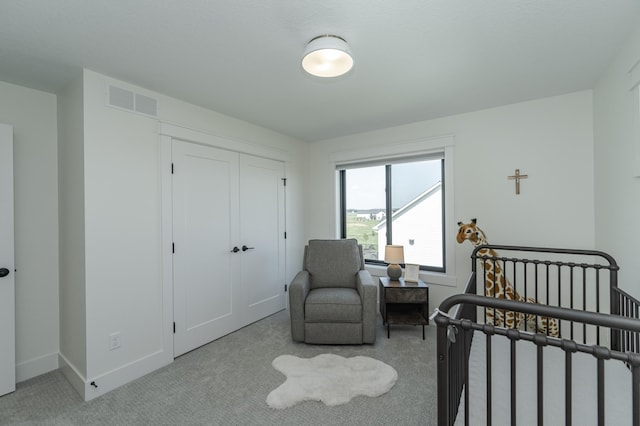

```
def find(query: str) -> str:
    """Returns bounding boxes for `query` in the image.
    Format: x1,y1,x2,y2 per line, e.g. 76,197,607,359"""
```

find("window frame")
337,156,446,273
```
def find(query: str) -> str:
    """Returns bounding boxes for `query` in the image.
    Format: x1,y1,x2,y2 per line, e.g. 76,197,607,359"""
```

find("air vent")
107,84,158,118
135,93,157,117
108,85,134,111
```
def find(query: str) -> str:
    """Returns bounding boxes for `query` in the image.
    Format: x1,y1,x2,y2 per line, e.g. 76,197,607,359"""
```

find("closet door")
239,155,286,325
172,141,241,357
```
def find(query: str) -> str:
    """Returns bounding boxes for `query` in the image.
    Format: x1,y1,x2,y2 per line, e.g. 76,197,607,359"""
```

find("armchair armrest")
357,270,378,343
289,270,311,342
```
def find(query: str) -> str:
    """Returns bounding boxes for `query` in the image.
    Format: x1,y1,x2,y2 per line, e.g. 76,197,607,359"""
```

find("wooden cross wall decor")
507,169,528,195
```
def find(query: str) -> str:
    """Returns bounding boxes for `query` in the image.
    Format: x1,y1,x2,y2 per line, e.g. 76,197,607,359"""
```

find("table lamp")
384,245,404,280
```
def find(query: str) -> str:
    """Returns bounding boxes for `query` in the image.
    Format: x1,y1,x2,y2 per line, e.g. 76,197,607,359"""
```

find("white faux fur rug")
266,354,398,409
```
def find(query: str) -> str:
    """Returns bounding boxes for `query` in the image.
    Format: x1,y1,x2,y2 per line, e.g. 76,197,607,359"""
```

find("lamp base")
387,264,402,281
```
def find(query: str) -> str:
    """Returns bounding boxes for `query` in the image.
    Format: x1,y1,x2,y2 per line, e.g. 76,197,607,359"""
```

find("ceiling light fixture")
301,35,353,78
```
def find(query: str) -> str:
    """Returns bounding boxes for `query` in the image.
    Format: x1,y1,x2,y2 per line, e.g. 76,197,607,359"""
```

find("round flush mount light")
301,35,353,78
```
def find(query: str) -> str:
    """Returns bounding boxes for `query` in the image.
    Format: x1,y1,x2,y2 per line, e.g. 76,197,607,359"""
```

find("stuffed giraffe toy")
457,219,560,337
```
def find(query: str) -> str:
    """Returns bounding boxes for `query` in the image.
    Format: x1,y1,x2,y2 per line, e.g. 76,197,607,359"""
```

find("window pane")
344,166,385,261
391,160,443,268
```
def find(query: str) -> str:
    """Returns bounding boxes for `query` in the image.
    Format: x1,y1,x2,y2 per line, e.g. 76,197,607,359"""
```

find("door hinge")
173,322,176,333
284,232,287,239
171,163,174,174
282,178,287,186
284,284,288,292
172,242,175,253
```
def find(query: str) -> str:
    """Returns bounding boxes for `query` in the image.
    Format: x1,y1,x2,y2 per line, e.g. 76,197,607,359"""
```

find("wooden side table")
379,276,429,339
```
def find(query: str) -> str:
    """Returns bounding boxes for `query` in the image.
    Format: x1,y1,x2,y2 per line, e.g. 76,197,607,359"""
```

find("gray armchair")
289,239,377,344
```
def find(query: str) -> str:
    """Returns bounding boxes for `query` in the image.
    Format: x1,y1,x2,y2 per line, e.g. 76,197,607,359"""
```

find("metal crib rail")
438,295,640,336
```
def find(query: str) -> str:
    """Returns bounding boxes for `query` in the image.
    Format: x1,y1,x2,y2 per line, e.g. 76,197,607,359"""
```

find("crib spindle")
561,339,578,426
635,304,639,354
508,329,519,426
486,333,492,425
535,261,540,331
565,351,573,426
463,327,470,426
632,362,639,426
570,265,575,341
597,357,605,426
582,266,587,344
592,345,611,426
545,260,550,311
557,265,562,335
628,298,632,352
535,338,545,426
596,269,602,345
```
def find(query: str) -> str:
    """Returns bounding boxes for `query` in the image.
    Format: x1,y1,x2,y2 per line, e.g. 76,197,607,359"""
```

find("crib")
434,245,640,426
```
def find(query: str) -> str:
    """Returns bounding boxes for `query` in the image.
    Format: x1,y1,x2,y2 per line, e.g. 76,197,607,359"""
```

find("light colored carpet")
0,310,437,425
266,354,398,409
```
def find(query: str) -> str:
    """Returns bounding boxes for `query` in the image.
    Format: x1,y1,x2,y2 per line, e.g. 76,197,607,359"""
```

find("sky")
345,159,441,210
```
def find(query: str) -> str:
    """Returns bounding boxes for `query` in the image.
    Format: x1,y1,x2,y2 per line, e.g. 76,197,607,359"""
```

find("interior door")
0,124,15,396
172,140,241,357
239,155,286,325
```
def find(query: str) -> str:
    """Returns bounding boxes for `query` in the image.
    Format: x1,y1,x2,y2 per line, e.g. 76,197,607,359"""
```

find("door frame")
159,122,289,358
0,123,15,396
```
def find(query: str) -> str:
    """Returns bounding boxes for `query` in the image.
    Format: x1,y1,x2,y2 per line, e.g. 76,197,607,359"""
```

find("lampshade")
301,35,353,78
384,245,405,264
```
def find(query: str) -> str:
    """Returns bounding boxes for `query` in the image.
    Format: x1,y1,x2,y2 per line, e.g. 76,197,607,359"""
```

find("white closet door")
239,155,286,325
172,141,241,357
0,124,15,396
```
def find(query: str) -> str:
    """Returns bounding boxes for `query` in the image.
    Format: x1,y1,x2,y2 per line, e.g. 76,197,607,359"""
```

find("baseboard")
60,349,172,401
16,352,59,383
58,353,87,399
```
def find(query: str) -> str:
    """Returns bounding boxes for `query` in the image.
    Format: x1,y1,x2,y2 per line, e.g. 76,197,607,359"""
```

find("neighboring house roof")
373,181,442,231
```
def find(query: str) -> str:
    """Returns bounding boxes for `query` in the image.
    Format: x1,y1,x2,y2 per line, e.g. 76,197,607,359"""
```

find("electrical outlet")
109,332,121,350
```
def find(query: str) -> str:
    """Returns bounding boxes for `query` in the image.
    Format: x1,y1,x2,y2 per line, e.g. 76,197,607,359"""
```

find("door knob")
242,245,255,252
0,268,9,278
230,247,240,253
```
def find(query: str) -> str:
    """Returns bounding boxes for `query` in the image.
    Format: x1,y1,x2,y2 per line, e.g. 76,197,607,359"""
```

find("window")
338,154,445,272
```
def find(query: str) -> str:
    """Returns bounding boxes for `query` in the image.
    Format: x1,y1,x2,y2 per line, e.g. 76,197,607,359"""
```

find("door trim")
0,123,15,396
160,135,174,357
159,122,290,162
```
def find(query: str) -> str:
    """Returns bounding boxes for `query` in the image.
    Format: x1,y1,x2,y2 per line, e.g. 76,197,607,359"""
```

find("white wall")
593,21,640,297
0,81,59,381
66,70,308,399
308,91,596,308
82,71,167,390
57,74,88,387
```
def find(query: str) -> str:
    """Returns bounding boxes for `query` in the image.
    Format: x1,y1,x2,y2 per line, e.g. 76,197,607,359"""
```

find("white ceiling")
1,1,639,142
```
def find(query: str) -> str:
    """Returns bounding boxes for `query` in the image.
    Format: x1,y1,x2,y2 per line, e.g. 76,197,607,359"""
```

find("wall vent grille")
107,84,158,118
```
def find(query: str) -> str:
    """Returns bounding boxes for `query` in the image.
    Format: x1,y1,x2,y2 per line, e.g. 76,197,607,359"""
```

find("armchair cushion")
305,288,362,323
305,239,361,289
